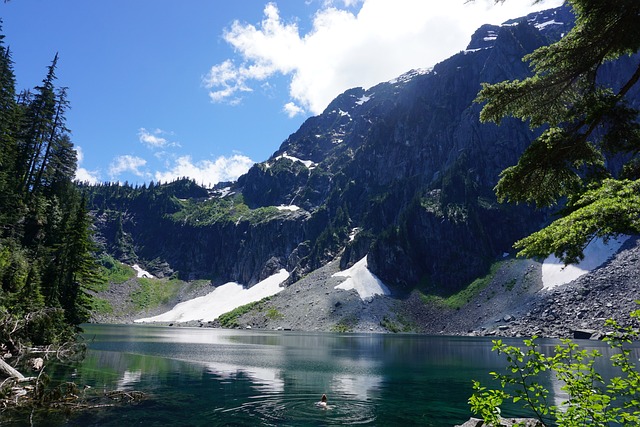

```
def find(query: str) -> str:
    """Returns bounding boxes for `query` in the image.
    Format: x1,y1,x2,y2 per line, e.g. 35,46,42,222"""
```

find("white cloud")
154,154,255,187
75,167,100,184
109,155,148,179
138,128,179,149
138,128,167,148
76,145,86,163
283,101,304,117
205,0,564,115
325,0,363,7
206,59,254,104
73,146,100,184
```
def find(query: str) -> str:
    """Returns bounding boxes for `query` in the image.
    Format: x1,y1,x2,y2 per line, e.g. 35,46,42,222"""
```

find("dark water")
4,324,637,426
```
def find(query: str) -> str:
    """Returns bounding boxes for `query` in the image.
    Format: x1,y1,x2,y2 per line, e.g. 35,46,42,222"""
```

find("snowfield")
541,235,630,289
132,264,154,278
276,205,300,212
132,255,391,326
332,256,391,301
134,269,289,323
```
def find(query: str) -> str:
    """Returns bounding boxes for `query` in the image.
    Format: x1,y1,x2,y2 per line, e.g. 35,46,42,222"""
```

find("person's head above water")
316,394,329,409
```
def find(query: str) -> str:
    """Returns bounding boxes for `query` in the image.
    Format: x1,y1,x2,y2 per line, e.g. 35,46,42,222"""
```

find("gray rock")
573,329,597,340
455,417,543,427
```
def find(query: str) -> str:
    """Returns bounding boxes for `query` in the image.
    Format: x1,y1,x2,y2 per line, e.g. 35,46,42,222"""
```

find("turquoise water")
3,324,635,426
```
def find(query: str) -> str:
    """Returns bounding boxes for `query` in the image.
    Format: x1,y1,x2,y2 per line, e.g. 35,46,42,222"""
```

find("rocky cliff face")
87,5,636,294
89,183,316,285
234,6,577,290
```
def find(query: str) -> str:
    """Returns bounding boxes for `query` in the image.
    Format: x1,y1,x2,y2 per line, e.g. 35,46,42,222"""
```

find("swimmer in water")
316,394,328,408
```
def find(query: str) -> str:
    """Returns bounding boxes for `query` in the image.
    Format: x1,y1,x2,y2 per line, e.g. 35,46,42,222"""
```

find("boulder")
573,329,597,340
30,358,44,371
455,417,543,426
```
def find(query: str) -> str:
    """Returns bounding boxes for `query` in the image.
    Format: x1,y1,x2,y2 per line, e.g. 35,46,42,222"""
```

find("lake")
4,324,637,426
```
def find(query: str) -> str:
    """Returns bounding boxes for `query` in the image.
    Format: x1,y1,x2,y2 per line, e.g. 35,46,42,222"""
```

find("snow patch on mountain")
211,186,233,198
333,256,390,301
134,269,289,323
132,264,153,278
534,19,563,30
272,152,316,169
541,235,630,289
483,30,497,41
388,68,432,85
276,205,300,212
355,95,371,105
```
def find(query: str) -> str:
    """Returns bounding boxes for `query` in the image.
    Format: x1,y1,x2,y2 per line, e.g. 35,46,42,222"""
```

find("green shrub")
331,316,357,333
469,310,640,426
266,308,284,320
380,315,413,333
169,193,282,227
130,278,182,310
330,322,352,333
98,254,135,286
421,261,502,309
217,300,262,328
91,297,113,314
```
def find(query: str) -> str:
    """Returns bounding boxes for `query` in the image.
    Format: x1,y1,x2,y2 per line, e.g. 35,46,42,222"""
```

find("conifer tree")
0,30,102,346
476,0,640,262
0,28,19,234
16,54,59,200
32,86,70,196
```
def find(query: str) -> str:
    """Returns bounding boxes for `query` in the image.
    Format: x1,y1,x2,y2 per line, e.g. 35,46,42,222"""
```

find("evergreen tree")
0,27,20,236
32,87,71,196
16,54,60,200
476,0,640,262
0,29,102,346
43,192,99,325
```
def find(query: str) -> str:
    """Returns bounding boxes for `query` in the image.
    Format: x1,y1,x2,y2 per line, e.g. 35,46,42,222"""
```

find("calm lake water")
4,324,638,426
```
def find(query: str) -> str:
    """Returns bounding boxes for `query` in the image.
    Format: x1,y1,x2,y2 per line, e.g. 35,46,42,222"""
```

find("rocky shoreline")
470,235,640,340
91,236,640,341
456,417,542,427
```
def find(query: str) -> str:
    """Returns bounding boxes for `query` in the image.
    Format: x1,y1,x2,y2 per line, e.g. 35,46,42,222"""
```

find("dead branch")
0,357,24,380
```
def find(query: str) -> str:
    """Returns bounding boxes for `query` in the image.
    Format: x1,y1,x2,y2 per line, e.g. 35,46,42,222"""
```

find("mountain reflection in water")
5,324,637,427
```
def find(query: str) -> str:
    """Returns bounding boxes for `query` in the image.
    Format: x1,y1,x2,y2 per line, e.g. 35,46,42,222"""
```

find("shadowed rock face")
90,5,638,294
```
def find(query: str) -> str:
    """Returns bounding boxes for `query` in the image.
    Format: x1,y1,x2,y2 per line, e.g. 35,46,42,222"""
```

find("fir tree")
16,54,61,201
476,0,640,262
0,27,20,236
0,29,102,347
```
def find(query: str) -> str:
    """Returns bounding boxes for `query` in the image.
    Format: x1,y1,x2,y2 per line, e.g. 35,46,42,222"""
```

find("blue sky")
1,0,562,187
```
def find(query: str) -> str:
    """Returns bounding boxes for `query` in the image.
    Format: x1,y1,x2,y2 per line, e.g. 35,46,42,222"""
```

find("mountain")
84,5,635,300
